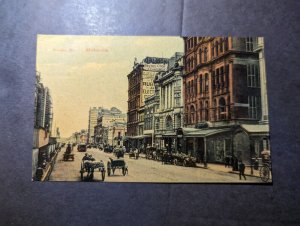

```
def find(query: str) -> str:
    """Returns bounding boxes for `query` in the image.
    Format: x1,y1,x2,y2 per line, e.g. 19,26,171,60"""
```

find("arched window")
165,115,173,130
199,48,202,64
199,74,203,93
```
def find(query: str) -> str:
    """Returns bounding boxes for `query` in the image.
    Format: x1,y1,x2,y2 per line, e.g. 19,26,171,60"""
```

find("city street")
49,146,261,183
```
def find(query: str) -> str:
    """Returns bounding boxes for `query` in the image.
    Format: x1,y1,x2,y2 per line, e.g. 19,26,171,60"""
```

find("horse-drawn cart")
172,153,197,167
107,158,128,176
80,154,106,181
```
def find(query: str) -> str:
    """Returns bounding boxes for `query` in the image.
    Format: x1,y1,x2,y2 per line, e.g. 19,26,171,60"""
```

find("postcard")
32,35,271,183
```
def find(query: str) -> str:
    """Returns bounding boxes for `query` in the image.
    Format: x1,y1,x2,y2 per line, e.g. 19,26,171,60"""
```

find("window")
205,73,209,92
190,105,196,124
211,45,214,58
219,98,226,120
212,71,215,90
204,47,208,62
191,80,194,96
220,67,224,88
247,64,260,87
246,37,253,52
199,49,202,64
199,74,203,93
225,65,229,88
216,69,219,89
220,39,223,52
165,115,173,130
215,41,219,56
248,96,260,119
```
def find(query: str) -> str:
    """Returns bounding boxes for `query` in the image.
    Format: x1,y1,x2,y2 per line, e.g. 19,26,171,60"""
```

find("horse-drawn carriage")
172,153,197,167
107,158,128,176
80,154,106,181
63,144,74,161
128,149,139,159
161,151,174,164
113,148,124,159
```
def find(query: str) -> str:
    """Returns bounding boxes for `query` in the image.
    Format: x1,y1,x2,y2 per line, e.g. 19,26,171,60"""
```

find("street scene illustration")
32,36,271,183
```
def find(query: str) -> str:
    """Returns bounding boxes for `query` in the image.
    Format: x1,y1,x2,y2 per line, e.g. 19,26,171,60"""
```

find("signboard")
143,63,168,72
141,70,156,104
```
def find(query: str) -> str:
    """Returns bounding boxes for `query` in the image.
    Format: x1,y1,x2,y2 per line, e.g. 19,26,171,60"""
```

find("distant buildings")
87,107,102,143
93,107,127,146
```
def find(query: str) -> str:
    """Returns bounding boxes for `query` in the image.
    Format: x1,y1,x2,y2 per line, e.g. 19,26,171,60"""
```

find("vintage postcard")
32,35,271,183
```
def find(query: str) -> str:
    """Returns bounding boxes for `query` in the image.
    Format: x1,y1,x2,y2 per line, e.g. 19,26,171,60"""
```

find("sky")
36,35,184,138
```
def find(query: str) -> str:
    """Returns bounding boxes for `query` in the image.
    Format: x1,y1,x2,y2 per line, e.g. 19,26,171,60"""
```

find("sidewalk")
197,163,261,178
137,153,261,178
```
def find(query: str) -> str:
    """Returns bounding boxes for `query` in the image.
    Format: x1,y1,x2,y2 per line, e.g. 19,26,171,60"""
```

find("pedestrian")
238,159,246,180
225,156,230,168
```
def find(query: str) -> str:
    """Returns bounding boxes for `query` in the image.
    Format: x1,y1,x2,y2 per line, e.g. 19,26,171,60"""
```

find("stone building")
127,57,169,149
88,107,102,143
93,107,126,145
181,37,270,164
152,52,184,152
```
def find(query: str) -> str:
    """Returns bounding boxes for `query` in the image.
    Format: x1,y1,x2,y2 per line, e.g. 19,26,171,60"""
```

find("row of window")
185,38,229,72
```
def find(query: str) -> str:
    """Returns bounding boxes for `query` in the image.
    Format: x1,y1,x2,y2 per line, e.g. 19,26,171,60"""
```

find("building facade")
127,57,169,149
153,52,184,152
88,107,102,143
181,37,270,164
94,107,127,145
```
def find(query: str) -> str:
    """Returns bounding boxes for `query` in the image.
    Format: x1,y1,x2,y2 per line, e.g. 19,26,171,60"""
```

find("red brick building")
181,37,269,165
183,37,261,126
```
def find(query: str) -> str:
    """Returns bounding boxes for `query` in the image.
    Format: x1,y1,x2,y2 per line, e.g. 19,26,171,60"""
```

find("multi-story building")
254,37,269,124
181,37,270,164
127,57,169,149
153,52,184,152
88,107,102,143
94,107,127,145
32,71,55,180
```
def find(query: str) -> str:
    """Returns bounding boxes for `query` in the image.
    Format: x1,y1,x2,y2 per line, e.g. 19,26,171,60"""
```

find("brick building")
127,57,169,149
181,37,270,164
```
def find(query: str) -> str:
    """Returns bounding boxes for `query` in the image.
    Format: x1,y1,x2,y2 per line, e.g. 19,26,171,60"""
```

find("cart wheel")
174,159,178,166
107,168,111,176
260,165,270,182
80,170,84,181
122,167,126,176
90,172,94,180
101,170,105,181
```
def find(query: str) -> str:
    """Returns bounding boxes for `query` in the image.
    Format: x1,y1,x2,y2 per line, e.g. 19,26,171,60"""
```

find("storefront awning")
240,124,269,136
129,134,152,139
162,132,176,137
184,128,232,138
